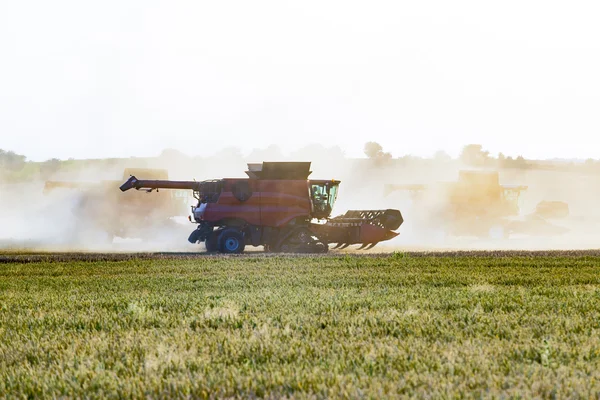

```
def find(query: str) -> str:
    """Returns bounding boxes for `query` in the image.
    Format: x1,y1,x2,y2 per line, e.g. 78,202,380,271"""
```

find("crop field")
1,251,600,398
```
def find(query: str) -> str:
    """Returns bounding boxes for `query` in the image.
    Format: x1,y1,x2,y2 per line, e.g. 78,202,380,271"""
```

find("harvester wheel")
314,242,329,253
205,233,219,252
276,227,328,253
218,229,245,254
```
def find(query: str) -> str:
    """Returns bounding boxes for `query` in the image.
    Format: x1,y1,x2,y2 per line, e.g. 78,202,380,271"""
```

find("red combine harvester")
120,162,403,253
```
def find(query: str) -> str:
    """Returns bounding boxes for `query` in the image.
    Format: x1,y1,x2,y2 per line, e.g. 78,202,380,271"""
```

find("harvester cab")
500,185,527,215
119,162,403,253
449,171,528,218
309,180,339,218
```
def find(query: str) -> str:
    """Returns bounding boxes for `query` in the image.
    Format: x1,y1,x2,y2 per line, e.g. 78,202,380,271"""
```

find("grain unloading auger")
119,162,403,253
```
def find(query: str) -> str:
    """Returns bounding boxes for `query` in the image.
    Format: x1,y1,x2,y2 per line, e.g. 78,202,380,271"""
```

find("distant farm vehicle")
120,162,403,253
44,168,191,243
384,170,568,238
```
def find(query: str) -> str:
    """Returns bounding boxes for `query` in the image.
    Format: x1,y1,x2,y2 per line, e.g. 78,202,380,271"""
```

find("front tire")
218,229,245,254
205,233,219,252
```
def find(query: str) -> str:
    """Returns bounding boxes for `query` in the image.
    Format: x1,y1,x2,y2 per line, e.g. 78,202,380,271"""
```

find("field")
1,251,600,398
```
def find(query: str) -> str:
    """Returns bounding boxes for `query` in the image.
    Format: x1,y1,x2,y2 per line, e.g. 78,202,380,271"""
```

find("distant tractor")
120,162,403,253
44,168,191,243
384,170,568,238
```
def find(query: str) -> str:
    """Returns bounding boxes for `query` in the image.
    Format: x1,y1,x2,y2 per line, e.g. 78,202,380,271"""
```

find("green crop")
1,253,599,398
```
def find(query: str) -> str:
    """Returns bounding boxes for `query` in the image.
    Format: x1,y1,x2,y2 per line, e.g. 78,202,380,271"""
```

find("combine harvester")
384,170,568,239
44,168,191,243
120,162,403,253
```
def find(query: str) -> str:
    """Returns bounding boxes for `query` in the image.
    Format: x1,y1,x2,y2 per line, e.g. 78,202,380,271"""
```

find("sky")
1,0,599,162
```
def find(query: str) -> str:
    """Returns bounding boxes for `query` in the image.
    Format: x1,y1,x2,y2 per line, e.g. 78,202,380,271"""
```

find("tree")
0,149,26,171
364,142,384,159
497,152,506,167
500,154,529,169
363,142,392,166
514,155,528,169
460,144,489,167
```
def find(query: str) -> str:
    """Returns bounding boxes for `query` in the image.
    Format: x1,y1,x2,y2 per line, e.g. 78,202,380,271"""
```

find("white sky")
1,0,599,161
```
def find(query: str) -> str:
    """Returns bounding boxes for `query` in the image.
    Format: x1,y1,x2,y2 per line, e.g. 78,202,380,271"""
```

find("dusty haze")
1,150,599,252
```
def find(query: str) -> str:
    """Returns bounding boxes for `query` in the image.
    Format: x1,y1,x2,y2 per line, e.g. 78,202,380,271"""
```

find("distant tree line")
1,142,598,182
362,142,532,169
459,144,529,169
0,149,87,181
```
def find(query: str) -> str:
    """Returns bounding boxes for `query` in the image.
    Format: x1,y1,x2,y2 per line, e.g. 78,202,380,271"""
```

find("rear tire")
218,229,245,254
314,242,329,253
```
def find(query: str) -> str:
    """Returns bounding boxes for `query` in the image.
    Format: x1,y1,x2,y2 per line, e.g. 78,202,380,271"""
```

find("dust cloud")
0,161,197,252
346,158,600,251
1,145,599,252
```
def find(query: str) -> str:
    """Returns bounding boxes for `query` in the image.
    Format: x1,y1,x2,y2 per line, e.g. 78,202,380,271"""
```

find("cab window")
310,182,339,217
